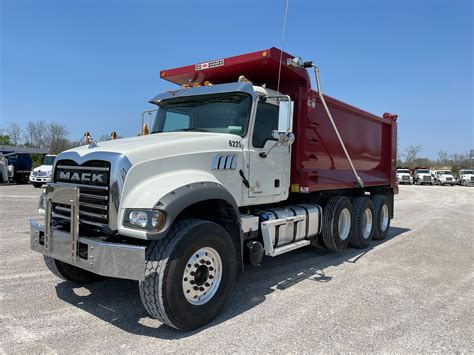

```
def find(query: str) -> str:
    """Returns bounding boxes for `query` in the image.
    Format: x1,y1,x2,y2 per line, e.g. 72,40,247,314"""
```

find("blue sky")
1,0,472,158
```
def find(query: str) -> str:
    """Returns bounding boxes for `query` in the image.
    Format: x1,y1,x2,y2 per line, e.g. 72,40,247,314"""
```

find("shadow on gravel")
55,226,410,339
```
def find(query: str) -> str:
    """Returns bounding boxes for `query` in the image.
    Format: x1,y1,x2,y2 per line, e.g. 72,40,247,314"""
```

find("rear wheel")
349,197,374,249
372,195,391,240
43,255,102,284
139,219,237,330
321,196,352,251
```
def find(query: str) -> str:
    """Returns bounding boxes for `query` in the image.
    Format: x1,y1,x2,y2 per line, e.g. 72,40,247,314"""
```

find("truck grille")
446,177,453,182
423,176,430,182
402,176,409,181
52,160,110,231
471,176,474,182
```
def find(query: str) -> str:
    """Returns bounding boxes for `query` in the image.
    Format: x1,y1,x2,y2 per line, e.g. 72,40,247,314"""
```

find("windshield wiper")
173,128,210,132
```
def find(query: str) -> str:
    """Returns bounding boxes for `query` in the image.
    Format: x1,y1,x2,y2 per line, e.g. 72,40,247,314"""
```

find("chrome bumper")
30,219,146,280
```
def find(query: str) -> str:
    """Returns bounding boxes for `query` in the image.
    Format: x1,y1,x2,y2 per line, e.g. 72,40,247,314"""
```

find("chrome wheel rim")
182,247,222,306
338,208,351,240
362,208,373,239
381,204,389,231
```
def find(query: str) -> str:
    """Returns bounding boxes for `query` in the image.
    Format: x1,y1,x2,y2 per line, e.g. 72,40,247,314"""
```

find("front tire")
139,219,237,331
32,182,43,188
43,255,102,284
321,196,353,251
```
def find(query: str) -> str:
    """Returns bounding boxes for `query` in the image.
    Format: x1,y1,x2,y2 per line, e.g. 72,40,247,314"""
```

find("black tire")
32,182,43,188
349,197,375,249
372,195,391,240
43,255,102,284
139,219,237,331
321,196,353,251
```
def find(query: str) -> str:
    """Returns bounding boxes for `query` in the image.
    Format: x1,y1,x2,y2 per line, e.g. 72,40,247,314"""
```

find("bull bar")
30,184,146,281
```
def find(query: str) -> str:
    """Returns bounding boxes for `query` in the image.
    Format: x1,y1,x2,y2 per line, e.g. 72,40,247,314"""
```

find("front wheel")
32,182,43,188
139,219,237,331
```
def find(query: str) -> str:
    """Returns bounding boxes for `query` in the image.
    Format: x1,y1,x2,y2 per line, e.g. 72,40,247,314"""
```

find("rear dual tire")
349,197,375,249
321,194,390,250
372,195,391,240
321,197,353,251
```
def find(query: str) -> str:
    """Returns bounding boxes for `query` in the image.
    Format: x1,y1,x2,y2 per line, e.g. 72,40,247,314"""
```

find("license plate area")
44,184,80,261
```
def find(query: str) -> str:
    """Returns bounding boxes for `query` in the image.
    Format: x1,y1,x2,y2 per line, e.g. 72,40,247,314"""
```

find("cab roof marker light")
238,75,252,84
203,81,213,86
193,83,201,87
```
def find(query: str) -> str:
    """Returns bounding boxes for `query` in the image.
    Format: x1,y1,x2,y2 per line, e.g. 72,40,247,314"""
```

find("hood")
33,164,53,173
61,132,242,164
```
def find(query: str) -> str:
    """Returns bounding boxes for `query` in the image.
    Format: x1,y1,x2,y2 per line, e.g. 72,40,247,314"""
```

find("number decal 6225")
228,140,243,148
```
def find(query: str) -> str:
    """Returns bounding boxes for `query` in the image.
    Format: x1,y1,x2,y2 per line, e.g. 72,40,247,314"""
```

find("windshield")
397,169,409,173
416,169,429,174
462,170,474,174
151,93,252,136
438,171,451,175
43,155,56,165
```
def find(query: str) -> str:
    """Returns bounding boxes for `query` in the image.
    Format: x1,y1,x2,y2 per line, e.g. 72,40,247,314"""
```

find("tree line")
0,121,119,154
398,144,473,175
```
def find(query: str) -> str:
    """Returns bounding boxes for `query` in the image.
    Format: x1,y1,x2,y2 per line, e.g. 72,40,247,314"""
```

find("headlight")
124,209,166,231
38,192,45,215
47,170,52,177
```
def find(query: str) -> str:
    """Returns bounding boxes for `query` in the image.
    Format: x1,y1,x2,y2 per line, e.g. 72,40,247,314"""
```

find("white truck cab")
414,168,432,185
458,169,474,186
396,168,412,185
432,170,455,186
29,155,57,188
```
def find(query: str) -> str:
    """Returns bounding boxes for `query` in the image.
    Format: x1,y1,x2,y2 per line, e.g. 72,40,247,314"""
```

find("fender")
118,170,240,240
149,180,240,240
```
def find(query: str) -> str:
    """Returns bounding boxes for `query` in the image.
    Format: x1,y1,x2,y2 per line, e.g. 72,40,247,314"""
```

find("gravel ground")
1,184,473,353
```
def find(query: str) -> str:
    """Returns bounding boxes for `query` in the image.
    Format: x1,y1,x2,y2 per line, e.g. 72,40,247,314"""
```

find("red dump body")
160,47,398,194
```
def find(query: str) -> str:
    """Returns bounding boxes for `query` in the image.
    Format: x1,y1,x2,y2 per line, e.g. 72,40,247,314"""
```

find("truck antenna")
276,0,289,94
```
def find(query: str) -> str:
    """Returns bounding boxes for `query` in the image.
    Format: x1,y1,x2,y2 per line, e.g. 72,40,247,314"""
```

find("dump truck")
30,48,398,330
413,167,433,185
458,169,474,186
432,169,455,186
396,168,412,185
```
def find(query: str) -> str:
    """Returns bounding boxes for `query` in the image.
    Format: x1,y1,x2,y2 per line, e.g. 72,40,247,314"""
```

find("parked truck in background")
29,155,57,188
413,167,433,185
4,153,32,184
0,153,9,183
458,169,474,186
396,168,412,185
29,48,398,330
432,170,455,186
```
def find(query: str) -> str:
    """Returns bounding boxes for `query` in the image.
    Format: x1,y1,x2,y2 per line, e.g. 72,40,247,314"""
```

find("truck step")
270,240,311,257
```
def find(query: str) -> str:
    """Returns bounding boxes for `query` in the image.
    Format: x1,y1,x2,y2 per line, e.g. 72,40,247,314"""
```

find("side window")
163,111,191,131
252,102,279,148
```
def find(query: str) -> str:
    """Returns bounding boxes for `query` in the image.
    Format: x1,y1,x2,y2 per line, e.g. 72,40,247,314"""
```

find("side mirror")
277,100,293,133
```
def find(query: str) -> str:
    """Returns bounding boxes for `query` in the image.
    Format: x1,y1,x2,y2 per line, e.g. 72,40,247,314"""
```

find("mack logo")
59,171,105,183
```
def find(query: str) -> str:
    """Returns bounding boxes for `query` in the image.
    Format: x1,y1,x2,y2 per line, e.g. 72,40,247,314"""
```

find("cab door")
247,99,292,201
